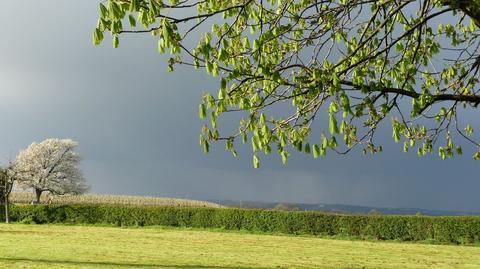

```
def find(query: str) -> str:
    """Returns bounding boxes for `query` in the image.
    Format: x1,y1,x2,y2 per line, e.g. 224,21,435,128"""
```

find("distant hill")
209,200,480,216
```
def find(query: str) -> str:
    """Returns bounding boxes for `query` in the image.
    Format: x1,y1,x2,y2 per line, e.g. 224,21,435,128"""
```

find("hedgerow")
1,205,479,244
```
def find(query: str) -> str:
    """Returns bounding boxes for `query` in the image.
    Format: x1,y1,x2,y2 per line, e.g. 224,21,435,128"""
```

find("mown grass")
0,224,479,269
9,192,222,208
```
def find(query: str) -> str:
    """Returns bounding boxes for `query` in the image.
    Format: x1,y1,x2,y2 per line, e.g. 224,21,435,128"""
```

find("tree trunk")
4,196,9,224
2,180,9,223
34,189,43,204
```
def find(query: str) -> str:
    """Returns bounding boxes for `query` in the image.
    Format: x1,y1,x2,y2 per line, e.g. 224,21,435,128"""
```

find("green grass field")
0,224,479,269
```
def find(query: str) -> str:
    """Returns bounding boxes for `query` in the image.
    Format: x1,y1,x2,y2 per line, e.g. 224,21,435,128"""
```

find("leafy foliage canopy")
94,0,480,166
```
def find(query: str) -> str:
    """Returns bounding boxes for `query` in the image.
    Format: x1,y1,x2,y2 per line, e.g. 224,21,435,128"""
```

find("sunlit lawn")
0,224,479,269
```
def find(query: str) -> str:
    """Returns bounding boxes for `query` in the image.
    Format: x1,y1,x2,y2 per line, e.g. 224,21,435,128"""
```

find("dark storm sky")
0,1,479,212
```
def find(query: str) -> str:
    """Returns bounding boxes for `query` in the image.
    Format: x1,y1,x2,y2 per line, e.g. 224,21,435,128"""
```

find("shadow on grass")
0,257,277,269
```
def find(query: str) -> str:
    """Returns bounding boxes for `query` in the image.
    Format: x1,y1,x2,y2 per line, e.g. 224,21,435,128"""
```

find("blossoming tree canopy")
93,0,480,167
14,139,89,203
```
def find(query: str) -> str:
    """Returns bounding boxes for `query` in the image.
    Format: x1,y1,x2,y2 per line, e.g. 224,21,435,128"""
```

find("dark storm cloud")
0,1,479,212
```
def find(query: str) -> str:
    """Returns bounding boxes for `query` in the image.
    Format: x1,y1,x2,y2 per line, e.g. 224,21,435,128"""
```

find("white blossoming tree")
13,138,89,203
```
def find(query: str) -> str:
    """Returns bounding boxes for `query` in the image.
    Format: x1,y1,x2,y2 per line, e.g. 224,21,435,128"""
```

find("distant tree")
95,1,480,166
0,163,17,223
13,139,89,203
0,170,7,205
368,209,382,216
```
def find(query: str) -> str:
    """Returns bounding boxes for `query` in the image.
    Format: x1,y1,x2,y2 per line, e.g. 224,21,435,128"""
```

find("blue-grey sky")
1,1,479,212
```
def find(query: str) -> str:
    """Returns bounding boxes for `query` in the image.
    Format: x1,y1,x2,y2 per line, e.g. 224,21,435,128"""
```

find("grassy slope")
0,224,479,269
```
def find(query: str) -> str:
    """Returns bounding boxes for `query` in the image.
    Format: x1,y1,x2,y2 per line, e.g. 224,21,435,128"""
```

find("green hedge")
1,204,479,244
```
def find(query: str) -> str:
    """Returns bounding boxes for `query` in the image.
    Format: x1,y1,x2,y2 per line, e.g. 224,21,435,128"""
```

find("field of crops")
9,192,222,208
0,224,478,269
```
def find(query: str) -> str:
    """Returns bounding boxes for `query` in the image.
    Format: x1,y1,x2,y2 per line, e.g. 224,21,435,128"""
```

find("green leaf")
203,141,210,154
129,0,139,12
212,62,219,77
108,1,122,20
465,124,474,136
340,94,350,113
158,39,165,54
99,3,108,19
199,104,207,119
220,78,227,90
304,143,311,154
395,42,404,52
242,132,247,144
403,142,409,153
113,35,119,48
92,28,104,46
329,102,339,113
280,151,288,165
329,136,338,148
456,146,462,155
218,88,226,100
264,144,271,155
260,113,266,125
162,19,171,45
295,141,303,152
332,73,340,89
210,112,217,128
313,144,320,159
226,139,233,151
329,114,339,134
392,120,400,143
128,15,136,27
322,135,328,149
253,154,260,168
417,147,424,157
320,147,326,157
438,147,446,160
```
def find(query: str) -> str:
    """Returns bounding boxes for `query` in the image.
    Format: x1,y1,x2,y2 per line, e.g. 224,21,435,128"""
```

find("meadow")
3,194,480,268
0,223,479,269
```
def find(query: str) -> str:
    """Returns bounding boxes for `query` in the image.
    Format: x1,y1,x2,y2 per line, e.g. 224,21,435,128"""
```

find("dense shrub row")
1,204,479,244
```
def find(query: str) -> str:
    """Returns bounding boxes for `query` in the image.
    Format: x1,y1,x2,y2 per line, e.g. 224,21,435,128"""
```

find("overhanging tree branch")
340,80,480,103
94,0,480,163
